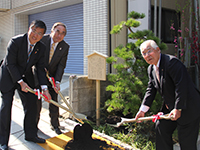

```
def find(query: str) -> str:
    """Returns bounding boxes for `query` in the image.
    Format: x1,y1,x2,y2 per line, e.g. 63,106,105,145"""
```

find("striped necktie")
49,43,55,63
27,44,34,63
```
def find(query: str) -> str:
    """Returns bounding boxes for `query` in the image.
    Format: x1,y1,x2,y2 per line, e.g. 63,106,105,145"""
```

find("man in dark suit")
0,20,51,150
37,22,69,135
135,40,200,150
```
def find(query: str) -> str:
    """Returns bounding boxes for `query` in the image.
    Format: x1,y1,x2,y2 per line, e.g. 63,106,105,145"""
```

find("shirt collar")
51,38,58,47
27,36,35,47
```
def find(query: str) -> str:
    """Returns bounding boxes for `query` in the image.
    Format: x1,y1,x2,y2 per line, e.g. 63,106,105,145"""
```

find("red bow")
34,89,49,102
49,77,56,88
152,112,164,123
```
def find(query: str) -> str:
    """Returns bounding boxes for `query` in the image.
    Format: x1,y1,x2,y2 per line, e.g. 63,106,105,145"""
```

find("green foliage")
110,21,126,34
92,124,116,135
131,121,156,150
128,11,145,19
105,11,167,116
92,122,157,150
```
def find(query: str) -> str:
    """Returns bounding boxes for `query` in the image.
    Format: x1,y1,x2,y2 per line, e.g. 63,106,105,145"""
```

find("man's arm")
6,38,24,83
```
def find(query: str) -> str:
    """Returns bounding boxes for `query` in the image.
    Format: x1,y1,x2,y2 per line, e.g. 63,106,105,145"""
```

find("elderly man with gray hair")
135,40,200,150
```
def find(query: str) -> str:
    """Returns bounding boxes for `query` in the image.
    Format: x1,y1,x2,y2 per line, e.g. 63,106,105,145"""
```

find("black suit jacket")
41,35,69,84
142,54,200,125
0,33,47,92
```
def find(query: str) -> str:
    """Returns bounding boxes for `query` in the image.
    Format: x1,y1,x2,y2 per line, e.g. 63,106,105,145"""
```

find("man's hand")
43,90,52,101
53,83,60,93
19,81,30,92
135,110,145,123
169,109,181,121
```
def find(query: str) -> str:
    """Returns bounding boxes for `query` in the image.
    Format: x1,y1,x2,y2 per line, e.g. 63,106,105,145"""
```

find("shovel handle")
46,73,80,119
123,114,171,123
46,73,83,120
117,114,172,127
58,91,73,111
26,88,84,124
46,72,74,111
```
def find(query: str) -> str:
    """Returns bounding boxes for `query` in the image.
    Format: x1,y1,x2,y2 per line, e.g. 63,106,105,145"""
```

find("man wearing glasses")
135,40,200,150
36,22,69,135
0,20,51,150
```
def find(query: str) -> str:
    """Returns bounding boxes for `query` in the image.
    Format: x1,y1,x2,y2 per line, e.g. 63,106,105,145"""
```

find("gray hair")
51,22,67,35
140,40,158,51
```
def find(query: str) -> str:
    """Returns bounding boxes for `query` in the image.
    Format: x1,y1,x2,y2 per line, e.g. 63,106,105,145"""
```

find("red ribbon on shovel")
48,77,56,88
152,112,164,123
33,89,49,102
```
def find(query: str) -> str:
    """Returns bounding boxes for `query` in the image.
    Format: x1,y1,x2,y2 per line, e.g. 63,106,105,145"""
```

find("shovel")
45,72,88,121
26,88,85,124
107,113,172,127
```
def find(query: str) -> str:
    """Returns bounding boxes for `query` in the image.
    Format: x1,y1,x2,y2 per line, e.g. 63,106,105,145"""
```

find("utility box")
86,51,108,81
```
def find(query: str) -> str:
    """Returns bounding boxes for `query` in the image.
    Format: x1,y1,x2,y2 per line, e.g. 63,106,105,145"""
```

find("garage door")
29,3,83,75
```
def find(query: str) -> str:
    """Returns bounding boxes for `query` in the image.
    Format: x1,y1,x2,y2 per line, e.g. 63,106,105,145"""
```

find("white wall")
83,0,108,75
128,0,151,43
0,12,14,59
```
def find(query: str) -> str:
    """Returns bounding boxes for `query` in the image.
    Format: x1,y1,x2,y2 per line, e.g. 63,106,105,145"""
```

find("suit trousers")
37,86,60,128
49,87,60,128
17,89,38,138
0,87,38,145
155,116,200,150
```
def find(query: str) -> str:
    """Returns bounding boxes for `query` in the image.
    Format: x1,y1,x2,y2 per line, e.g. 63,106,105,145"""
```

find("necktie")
49,43,55,63
27,44,34,63
155,66,160,83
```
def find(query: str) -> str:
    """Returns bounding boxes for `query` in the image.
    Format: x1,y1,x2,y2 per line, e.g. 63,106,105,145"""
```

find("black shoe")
0,144,8,150
51,127,63,135
25,136,46,143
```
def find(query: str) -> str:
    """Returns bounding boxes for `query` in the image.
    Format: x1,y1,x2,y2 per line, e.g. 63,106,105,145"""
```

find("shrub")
105,11,167,117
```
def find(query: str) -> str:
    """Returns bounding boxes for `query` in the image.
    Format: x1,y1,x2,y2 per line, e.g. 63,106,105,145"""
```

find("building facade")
0,0,198,75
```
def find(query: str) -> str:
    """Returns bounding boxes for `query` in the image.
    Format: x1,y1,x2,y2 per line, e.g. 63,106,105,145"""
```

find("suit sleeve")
6,39,23,83
167,58,187,109
141,65,157,107
54,44,69,82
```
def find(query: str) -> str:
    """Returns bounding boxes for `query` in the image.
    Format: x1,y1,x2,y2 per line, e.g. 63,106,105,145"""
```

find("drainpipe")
154,0,157,36
194,0,199,89
10,0,12,9
158,0,162,40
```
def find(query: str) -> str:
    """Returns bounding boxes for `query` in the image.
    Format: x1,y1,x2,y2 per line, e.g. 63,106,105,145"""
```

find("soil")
105,115,122,124
64,123,124,150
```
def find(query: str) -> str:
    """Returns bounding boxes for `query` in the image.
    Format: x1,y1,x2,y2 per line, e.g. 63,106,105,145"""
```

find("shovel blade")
75,113,88,120
106,123,120,128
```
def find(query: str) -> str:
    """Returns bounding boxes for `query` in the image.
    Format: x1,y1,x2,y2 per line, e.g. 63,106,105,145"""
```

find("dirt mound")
64,123,123,150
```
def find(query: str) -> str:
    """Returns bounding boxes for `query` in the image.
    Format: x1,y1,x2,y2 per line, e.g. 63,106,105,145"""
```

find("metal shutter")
29,3,83,75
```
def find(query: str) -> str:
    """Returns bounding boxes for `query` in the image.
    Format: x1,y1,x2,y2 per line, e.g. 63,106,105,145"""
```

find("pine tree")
105,11,167,116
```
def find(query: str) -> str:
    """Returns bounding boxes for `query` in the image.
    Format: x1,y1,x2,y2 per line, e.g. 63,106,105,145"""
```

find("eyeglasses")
54,29,66,36
142,48,154,57
31,28,43,36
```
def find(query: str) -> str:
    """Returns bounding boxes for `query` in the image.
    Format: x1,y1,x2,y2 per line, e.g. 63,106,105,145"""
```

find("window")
151,7,180,43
